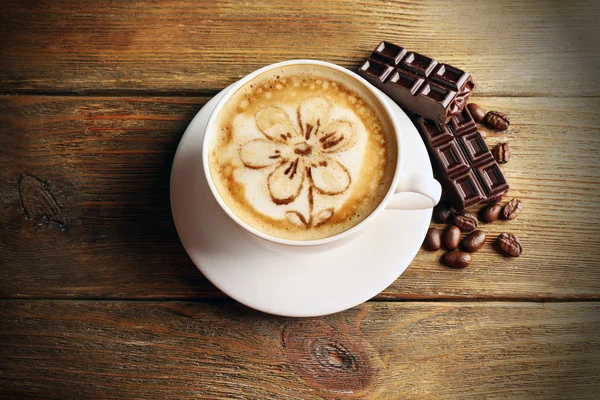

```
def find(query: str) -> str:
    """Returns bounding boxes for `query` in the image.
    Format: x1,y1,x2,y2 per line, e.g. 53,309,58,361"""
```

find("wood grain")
0,95,599,300
1,0,599,96
0,300,598,399
0,95,210,298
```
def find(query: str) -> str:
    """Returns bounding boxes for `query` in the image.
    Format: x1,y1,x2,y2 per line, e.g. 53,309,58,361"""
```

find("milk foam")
208,65,397,241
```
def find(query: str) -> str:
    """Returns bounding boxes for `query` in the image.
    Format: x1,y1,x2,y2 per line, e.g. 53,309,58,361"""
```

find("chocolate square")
457,132,494,167
418,83,456,108
474,162,509,197
389,70,424,95
359,59,394,83
372,41,407,65
431,64,469,91
451,172,485,208
400,52,438,78
416,119,453,147
433,141,470,179
448,107,477,137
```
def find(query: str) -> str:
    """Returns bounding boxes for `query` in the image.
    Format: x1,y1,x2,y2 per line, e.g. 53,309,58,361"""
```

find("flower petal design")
239,139,287,169
285,211,309,227
318,120,357,153
298,97,331,141
268,158,305,205
312,208,334,227
256,107,299,143
309,157,351,195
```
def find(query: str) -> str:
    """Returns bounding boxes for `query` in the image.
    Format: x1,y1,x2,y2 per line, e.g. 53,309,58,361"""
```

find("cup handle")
386,172,442,210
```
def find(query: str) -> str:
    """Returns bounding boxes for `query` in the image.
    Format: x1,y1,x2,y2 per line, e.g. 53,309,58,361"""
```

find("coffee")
207,65,397,240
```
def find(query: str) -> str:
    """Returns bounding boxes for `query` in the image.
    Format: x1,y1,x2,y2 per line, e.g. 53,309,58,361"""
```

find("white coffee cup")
202,60,441,252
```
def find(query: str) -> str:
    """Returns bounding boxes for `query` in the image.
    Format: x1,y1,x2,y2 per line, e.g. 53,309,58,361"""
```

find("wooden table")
1,1,599,398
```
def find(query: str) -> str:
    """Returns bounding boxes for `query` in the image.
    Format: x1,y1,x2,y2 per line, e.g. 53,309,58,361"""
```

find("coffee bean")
422,227,441,251
467,103,486,122
433,202,455,223
480,203,502,223
443,225,461,250
497,232,522,257
485,111,510,130
442,250,472,269
502,198,523,220
492,142,511,164
453,211,478,231
462,230,486,253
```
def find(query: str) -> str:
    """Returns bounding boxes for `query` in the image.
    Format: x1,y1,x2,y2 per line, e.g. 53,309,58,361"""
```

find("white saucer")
170,86,433,317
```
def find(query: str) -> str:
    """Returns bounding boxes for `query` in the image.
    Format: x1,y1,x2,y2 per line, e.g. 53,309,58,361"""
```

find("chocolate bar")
358,41,475,124
414,108,508,209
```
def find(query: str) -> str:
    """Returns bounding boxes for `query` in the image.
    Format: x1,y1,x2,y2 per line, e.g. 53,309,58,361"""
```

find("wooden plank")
0,96,212,298
1,95,599,300
1,0,599,96
0,300,598,399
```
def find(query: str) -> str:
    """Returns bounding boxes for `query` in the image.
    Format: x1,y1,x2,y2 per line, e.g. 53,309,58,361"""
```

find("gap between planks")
1,90,600,98
1,297,599,303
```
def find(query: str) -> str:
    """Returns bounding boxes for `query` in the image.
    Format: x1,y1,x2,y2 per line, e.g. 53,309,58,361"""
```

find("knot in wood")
18,174,69,232
281,320,374,393
312,339,358,372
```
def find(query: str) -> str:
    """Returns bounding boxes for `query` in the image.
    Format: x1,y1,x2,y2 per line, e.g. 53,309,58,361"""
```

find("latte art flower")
239,97,358,228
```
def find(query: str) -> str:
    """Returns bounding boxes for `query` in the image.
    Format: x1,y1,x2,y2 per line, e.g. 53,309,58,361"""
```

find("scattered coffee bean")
480,203,502,223
443,225,461,250
423,227,442,251
462,230,486,253
433,202,456,224
502,198,523,220
443,250,472,268
492,142,512,164
497,232,522,257
467,103,486,122
485,111,510,130
453,211,478,231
